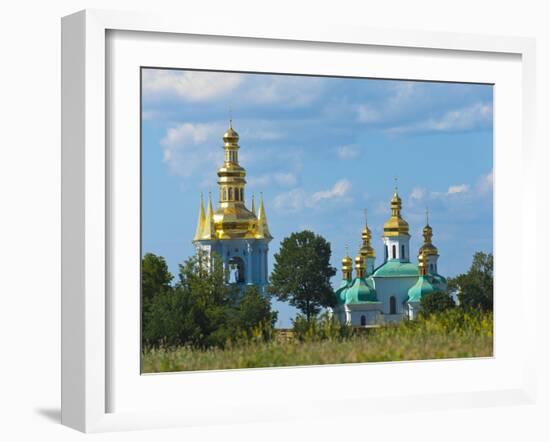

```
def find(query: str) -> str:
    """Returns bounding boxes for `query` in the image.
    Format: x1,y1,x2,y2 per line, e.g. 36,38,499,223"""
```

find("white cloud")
477,170,493,194
247,172,297,189
161,122,222,178
447,184,470,195
273,188,309,211
388,102,492,134
273,179,352,212
357,82,417,124
312,179,352,202
246,76,324,107
357,104,380,123
410,187,426,200
337,144,360,159
142,69,243,102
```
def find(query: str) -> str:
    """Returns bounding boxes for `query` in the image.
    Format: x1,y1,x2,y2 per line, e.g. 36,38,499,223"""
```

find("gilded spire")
256,192,272,239
202,192,215,239
251,192,256,215
359,209,376,259
383,180,410,237
193,193,206,241
419,207,438,256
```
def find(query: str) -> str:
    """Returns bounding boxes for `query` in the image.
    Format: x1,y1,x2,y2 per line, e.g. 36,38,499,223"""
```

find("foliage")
141,253,173,318
142,250,277,349
268,230,336,321
448,252,493,311
291,312,354,342
142,309,493,372
420,291,455,316
236,285,278,337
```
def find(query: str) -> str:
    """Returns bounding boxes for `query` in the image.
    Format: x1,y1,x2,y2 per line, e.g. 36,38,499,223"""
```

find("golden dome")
223,125,239,144
418,250,428,276
359,225,376,258
383,190,410,237
342,255,353,267
354,254,366,278
419,208,438,256
194,123,272,242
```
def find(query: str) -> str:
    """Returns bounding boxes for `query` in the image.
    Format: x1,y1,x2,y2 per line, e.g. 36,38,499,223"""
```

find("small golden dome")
391,192,402,206
383,189,409,237
354,254,366,268
342,255,353,266
361,225,372,241
223,126,239,143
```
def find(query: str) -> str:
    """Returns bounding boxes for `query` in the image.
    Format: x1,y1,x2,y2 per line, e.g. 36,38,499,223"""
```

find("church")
192,122,272,293
332,189,447,326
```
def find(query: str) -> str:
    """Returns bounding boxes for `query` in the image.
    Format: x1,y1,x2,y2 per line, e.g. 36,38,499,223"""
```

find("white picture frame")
61,9,537,433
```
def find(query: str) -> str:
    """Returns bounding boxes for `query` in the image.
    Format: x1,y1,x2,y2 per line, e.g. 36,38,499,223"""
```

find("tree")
142,250,277,348
237,285,277,332
420,291,455,316
141,253,174,330
268,230,336,321
448,251,493,312
142,253,173,305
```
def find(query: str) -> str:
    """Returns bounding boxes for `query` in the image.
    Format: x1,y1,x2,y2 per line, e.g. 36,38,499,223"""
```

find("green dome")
335,280,350,305
373,261,419,278
407,276,435,303
345,277,378,304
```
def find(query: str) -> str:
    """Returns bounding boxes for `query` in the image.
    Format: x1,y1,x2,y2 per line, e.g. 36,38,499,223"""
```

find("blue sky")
141,68,493,327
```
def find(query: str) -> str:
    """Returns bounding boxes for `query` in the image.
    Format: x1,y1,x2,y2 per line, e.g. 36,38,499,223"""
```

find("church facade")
333,189,447,326
192,123,272,293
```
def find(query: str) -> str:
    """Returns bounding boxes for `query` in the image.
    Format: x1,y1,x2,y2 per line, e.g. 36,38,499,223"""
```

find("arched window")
223,188,227,201
228,187,233,200
401,245,405,260
392,245,396,259
360,315,367,326
389,296,397,315
429,263,434,272
385,245,388,261
240,188,244,201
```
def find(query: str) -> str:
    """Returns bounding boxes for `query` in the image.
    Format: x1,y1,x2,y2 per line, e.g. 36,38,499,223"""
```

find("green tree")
142,253,173,306
420,291,455,316
448,251,493,312
143,250,277,348
268,230,336,321
141,253,174,333
237,285,277,332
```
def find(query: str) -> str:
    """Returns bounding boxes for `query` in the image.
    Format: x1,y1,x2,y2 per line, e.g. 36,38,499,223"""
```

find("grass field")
142,311,493,373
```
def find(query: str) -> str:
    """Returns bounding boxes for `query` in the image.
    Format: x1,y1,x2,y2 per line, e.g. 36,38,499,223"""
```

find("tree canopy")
448,251,493,312
268,230,336,321
142,250,276,348
420,291,455,316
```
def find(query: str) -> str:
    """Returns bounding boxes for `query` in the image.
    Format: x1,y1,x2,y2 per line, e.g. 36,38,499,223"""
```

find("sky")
141,68,493,328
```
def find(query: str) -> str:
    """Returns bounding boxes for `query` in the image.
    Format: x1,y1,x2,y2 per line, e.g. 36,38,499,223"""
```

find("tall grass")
142,309,492,373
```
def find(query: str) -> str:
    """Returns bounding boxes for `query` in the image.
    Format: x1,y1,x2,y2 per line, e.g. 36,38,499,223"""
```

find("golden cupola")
418,250,428,276
341,249,353,281
354,253,366,279
193,122,272,241
359,214,376,260
419,208,439,257
383,185,410,237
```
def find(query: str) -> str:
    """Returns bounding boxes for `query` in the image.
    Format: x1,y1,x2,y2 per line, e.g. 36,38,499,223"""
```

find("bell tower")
192,122,272,293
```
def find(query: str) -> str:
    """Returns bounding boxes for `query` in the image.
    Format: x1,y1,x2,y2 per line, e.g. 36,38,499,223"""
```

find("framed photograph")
61,9,537,433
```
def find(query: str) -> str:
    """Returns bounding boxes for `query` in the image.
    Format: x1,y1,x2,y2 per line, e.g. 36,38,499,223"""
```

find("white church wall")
372,276,418,314
382,235,411,262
